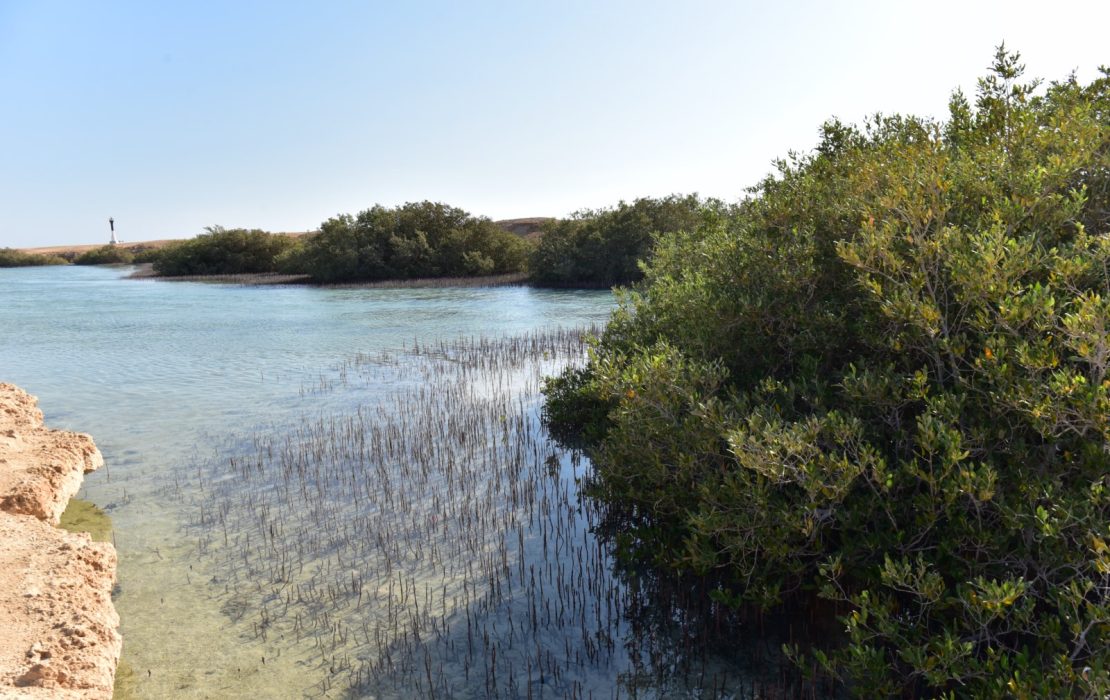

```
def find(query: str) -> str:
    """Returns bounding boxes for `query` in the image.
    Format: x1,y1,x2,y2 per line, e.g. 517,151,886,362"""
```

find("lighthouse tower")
109,217,119,246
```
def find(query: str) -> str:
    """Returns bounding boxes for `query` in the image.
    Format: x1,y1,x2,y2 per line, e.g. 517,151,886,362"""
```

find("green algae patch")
59,498,113,542
113,658,138,699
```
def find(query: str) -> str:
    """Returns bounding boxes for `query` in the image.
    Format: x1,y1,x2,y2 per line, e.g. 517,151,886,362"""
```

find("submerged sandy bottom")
110,332,791,699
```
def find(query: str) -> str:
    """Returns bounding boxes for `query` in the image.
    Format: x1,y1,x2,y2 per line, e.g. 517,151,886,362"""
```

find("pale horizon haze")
2,1,1108,248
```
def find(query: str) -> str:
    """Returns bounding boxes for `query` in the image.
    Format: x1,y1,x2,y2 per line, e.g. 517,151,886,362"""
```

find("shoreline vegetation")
0,248,69,267
5,197,719,289
545,50,1110,696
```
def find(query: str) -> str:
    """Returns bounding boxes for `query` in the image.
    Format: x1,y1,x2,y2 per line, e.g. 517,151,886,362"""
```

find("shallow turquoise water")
1,265,612,440
1,265,806,699
0,266,615,697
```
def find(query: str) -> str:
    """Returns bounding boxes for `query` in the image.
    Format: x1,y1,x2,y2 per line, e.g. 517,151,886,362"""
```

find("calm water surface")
0,266,797,699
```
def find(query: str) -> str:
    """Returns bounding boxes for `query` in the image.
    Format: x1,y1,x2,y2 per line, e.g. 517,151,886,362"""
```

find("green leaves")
296,202,529,283
544,48,1110,696
153,226,299,276
73,245,134,265
528,194,726,288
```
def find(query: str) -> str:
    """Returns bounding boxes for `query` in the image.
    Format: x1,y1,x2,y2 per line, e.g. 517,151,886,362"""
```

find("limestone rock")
0,384,120,699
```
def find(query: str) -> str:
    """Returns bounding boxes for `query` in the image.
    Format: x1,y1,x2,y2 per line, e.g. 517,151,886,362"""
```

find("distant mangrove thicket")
0,248,68,267
153,226,300,276
145,202,531,283
74,245,135,265
294,201,528,282
528,194,728,287
115,196,729,286
544,50,1110,696
8,197,726,288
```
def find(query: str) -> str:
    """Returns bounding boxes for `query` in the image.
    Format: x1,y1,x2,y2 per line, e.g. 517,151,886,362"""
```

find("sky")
1,1,1108,248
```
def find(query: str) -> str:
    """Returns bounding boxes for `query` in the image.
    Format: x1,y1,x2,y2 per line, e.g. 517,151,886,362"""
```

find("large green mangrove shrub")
295,201,529,283
153,226,299,276
546,50,1110,696
528,194,726,287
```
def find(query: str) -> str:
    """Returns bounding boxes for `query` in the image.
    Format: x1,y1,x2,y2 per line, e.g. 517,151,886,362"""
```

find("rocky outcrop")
0,386,104,525
0,383,120,699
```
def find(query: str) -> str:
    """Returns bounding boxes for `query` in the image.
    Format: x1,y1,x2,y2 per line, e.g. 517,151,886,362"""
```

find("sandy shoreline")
0,384,120,698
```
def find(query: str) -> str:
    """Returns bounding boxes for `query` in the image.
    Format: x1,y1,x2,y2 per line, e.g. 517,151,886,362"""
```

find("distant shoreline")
15,234,311,258
127,264,532,289
16,240,177,256
14,218,550,258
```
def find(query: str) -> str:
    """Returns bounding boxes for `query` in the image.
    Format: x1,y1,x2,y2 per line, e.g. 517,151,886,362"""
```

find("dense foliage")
153,227,300,276
74,245,134,265
295,201,529,283
130,247,165,264
546,51,1110,696
528,195,724,287
0,248,68,267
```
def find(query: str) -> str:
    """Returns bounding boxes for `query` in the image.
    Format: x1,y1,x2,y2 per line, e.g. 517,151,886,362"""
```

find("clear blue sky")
2,1,1108,248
